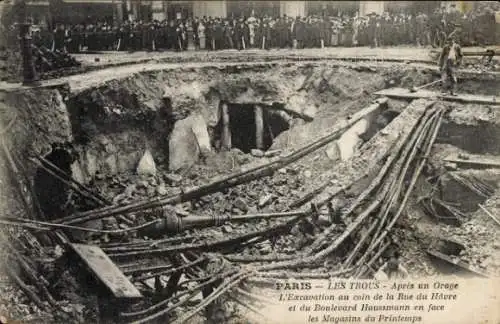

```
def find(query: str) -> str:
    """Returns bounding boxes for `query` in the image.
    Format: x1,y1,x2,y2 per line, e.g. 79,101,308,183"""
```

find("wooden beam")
426,249,489,278
221,102,231,151
375,87,499,105
69,244,143,299
430,49,499,57
444,154,500,169
255,105,264,150
231,100,314,121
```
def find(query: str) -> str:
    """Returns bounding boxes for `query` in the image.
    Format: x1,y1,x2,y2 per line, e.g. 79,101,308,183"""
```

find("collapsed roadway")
0,49,499,324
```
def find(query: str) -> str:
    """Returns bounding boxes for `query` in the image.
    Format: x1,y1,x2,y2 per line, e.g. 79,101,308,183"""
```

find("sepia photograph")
0,0,499,323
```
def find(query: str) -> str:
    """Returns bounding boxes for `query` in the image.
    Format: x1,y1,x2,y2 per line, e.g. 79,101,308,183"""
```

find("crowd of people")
33,7,497,53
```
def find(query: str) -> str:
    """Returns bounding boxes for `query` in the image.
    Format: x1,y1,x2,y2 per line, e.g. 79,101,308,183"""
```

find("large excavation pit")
1,60,499,323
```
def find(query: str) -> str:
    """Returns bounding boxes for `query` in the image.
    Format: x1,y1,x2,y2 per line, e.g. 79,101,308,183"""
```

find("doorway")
167,2,194,21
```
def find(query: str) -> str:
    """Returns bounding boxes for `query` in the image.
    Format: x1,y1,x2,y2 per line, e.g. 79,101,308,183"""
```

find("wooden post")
221,102,231,150
18,0,40,86
255,105,264,150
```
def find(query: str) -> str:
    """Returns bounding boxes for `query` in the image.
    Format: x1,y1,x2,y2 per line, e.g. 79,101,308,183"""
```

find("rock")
276,187,287,196
231,148,244,155
278,168,287,174
85,151,98,179
316,214,331,226
149,177,158,186
164,173,182,184
137,180,149,189
156,183,168,196
169,114,209,171
232,208,244,215
137,150,156,176
112,193,126,204
222,225,233,233
71,161,86,184
103,154,118,175
325,142,340,161
147,186,156,196
337,118,368,161
102,217,118,230
190,114,212,156
251,149,264,157
258,241,273,254
118,151,141,173
124,184,137,197
247,206,258,214
303,170,312,178
233,198,248,212
444,162,458,170
105,142,117,154
286,94,316,119
172,205,189,217
264,149,282,158
259,194,274,207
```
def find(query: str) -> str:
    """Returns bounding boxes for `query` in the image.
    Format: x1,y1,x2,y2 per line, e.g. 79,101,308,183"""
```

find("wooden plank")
444,153,500,169
0,80,69,93
426,249,489,278
430,49,499,57
70,244,142,299
375,87,499,105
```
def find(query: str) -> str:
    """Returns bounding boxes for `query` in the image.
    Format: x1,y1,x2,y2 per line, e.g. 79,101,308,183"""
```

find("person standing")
198,19,206,50
438,36,463,95
53,24,66,52
192,17,200,50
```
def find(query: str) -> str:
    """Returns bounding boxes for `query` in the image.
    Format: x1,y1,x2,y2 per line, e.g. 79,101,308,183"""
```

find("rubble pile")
441,194,500,276
0,46,82,82
2,98,443,323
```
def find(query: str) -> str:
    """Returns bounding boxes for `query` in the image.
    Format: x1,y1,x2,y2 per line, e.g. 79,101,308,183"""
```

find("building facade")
21,0,395,25
18,0,466,26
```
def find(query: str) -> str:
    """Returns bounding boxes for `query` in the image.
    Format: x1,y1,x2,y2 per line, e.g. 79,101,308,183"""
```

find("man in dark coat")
213,19,223,50
192,17,200,49
53,24,66,51
438,36,463,95
292,16,305,49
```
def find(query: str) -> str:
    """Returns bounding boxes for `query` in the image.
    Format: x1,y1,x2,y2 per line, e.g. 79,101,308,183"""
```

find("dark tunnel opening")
34,146,74,220
215,102,291,153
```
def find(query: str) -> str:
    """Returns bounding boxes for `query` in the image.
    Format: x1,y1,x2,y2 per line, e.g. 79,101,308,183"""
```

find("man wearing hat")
438,35,463,95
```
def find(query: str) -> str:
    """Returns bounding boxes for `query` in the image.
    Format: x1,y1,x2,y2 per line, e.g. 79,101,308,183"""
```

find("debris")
191,114,212,156
222,225,233,233
136,180,149,189
316,214,331,227
258,194,274,207
164,173,182,184
264,149,282,158
325,142,340,161
169,114,209,171
137,150,157,177
478,204,500,227
156,183,168,196
69,244,143,298
250,149,264,157
233,198,249,212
